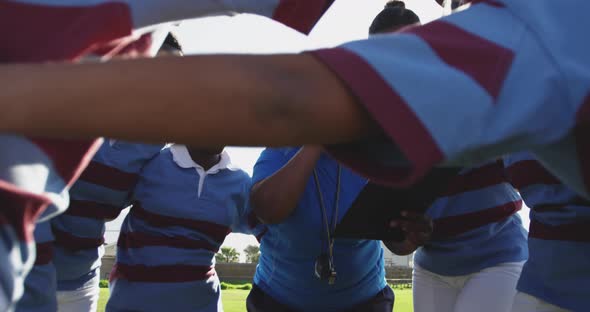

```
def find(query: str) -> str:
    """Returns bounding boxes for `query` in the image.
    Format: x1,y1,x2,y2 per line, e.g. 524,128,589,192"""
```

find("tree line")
215,245,260,263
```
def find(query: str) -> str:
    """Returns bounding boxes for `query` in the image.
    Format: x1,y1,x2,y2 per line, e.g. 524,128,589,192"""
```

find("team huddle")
0,0,589,311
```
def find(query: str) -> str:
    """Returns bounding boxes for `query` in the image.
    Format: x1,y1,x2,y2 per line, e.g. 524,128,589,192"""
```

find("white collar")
170,145,235,175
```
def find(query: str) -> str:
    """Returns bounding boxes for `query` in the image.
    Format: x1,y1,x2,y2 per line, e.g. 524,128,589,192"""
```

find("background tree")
243,245,260,263
216,246,240,263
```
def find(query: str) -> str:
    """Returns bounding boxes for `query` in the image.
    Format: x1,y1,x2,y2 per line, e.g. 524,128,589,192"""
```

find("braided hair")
369,1,420,35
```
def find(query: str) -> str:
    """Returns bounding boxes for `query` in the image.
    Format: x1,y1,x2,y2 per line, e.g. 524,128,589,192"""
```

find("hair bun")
385,1,406,9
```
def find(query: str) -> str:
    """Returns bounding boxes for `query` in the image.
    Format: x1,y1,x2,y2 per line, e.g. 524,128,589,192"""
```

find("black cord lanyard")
312,164,341,284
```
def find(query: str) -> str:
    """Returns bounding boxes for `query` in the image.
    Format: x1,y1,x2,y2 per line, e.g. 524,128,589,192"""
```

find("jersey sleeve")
126,0,334,34
251,148,293,186
230,175,267,238
0,1,137,62
68,140,164,217
1,0,332,62
311,2,588,196
17,222,57,312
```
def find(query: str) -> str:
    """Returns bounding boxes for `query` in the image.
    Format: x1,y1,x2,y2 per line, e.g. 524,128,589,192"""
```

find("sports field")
97,287,413,311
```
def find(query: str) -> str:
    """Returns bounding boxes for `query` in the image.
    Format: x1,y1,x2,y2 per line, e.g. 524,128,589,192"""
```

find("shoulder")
226,167,251,182
99,140,165,159
140,146,180,174
258,147,300,161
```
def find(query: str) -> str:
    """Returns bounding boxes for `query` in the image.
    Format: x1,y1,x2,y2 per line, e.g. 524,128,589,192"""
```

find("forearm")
383,240,416,256
0,54,371,146
251,146,322,224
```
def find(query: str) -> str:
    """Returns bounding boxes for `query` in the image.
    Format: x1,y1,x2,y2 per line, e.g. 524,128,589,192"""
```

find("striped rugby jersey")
107,145,262,312
317,0,590,200
0,1,332,310
414,159,528,276
16,222,57,312
505,152,590,311
52,141,164,294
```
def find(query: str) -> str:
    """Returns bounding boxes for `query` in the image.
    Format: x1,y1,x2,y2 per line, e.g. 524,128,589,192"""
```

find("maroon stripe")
576,126,590,197
53,228,104,251
534,196,590,212
313,48,443,187
0,1,132,62
29,139,101,187
35,242,54,265
117,231,218,252
578,93,590,123
505,160,561,189
404,21,514,101
529,220,590,242
79,161,139,191
110,263,215,283
433,200,522,238
66,200,122,220
440,161,506,197
325,143,414,188
0,181,49,242
575,94,590,197
131,203,231,244
272,0,334,34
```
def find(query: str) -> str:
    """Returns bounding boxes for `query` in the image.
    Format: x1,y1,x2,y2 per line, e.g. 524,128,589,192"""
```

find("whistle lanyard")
312,165,341,262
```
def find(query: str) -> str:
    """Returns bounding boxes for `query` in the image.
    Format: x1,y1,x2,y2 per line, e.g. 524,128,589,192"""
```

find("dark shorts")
246,283,395,312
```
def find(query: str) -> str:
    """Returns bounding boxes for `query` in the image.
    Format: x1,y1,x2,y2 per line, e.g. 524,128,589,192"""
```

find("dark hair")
369,1,420,35
160,32,183,54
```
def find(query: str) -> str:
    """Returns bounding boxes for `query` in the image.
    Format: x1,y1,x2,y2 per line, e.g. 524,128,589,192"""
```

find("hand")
383,211,432,255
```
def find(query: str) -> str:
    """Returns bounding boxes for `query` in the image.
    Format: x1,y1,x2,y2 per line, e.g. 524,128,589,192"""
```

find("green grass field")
98,287,413,312
98,288,109,312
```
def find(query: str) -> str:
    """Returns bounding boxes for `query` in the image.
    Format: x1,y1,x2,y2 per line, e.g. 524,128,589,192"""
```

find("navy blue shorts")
246,283,394,312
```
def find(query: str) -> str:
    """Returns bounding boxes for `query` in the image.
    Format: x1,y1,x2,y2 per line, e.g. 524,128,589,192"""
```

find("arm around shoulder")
250,146,322,224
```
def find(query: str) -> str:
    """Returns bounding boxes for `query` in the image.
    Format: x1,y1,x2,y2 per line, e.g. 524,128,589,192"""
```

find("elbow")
249,186,290,225
250,53,366,146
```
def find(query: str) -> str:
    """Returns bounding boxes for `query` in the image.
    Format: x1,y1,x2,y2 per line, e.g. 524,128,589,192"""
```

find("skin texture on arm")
250,145,322,224
0,54,373,147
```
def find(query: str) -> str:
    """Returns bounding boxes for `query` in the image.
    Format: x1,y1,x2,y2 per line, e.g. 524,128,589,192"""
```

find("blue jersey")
314,0,590,199
106,145,260,312
16,222,57,312
252,148,386,311
505,152,590,311
414,160,528,276
52,141,164,291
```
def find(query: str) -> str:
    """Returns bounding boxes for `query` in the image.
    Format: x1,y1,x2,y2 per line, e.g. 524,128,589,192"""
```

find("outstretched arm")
2,5,587,196
0,54,372,147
